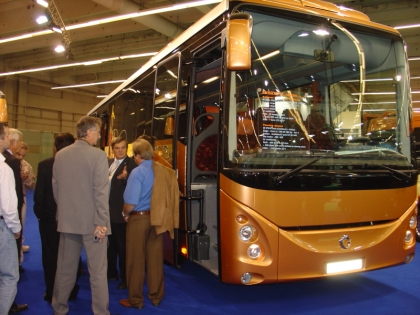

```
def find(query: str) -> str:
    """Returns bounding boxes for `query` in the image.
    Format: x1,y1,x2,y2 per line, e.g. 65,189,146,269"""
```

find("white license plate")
326,259,363,274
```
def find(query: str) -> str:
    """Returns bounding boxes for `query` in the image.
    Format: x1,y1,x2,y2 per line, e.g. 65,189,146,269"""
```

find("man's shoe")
22,245,30,253
68,284,80,301
9,303,28,313
43,293,52,303
119,299,143,309
107,276,118,281
117,280,127,290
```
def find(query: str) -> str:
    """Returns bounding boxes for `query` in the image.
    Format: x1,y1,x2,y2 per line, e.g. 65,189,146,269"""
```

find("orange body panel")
221,175,415,227
219,174,417,284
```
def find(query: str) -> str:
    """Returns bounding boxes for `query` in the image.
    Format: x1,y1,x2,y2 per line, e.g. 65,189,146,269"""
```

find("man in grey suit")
51,116,113,315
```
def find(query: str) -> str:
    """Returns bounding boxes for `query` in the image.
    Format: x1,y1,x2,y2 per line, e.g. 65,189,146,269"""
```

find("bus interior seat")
192,106,219,181
305,111,333,149
237,112,260,151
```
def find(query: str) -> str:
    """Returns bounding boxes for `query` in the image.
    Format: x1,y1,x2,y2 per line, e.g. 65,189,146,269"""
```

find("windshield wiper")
276,156,325,183
370,164,413,181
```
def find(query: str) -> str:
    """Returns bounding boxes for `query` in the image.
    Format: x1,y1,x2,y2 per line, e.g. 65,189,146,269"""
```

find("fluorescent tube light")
54,45,65,53
36,15,49,24
313,29,329,36
0,0,222,45
395,23,420,30
351,92,396,95
257,50,280,61
52,80,125,90
0,53,156,77
202,76,219,84
167,70,177,79
36,0,48,8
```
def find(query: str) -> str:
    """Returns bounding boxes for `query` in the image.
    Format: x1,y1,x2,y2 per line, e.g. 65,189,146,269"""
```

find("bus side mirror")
226,13,253,71
314,49,335,62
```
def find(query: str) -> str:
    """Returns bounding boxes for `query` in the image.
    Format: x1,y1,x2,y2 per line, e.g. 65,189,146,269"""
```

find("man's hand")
14,231,21,239
94,225,107,243
21,170,29,180
116,166,128,179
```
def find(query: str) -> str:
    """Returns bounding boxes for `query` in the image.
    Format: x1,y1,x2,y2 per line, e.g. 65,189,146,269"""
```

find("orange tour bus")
88,0,417,284
413,110,420,242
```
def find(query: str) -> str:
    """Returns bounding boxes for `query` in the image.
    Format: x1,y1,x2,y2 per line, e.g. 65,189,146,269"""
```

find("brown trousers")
126,214,164,307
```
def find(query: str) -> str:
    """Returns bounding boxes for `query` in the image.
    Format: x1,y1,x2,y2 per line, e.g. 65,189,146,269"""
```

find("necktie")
109,160,119,179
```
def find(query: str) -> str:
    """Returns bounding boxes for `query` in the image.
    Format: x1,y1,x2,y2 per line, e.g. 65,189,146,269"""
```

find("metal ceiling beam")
92,0,185,39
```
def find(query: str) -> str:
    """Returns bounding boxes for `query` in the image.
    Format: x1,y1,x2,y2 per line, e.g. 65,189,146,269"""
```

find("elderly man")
2,129,24,260
52,116,116,315
2,127,28,313
120,138,179,309
0,122,21,315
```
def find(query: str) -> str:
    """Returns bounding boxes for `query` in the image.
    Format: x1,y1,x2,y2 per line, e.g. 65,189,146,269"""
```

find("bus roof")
88,0,401,115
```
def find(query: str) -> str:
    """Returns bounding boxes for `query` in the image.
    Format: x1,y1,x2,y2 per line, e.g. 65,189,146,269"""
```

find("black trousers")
107,222,127,281
38,216,81,299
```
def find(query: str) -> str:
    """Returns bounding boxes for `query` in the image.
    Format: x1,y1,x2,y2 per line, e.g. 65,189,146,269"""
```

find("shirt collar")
114,156,126,163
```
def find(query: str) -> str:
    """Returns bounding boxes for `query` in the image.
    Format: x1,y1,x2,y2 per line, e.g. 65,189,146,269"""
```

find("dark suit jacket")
109,156,137,223
33,157,56,221
3,150,23,216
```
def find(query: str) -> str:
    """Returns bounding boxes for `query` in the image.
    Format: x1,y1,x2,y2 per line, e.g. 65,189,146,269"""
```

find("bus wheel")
417,213,420,243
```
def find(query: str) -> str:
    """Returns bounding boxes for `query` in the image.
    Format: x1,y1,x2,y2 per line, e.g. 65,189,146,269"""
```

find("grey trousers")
52,232,109,315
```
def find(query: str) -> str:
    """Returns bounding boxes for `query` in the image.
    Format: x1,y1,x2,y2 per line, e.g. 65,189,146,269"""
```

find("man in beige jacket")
51,116,113,315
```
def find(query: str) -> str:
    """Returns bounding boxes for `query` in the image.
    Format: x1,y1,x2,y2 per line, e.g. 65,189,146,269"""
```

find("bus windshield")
225,6,413,171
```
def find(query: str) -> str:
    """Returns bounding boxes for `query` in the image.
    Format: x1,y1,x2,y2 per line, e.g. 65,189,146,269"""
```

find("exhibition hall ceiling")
0,0,418,107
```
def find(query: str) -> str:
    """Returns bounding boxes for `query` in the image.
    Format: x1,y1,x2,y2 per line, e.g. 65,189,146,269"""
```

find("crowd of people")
0,110,179,315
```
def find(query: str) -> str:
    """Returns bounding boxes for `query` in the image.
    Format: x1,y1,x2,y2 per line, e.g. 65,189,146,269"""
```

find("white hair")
9,128,22,142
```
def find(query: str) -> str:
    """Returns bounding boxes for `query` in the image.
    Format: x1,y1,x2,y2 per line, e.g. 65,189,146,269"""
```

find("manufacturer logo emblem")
339,234,351,250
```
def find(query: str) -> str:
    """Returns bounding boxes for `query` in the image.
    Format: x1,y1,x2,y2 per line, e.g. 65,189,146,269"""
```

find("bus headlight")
241,272,252,284
409,215,417,229
248,244,262,259
404,230,413,244
239,225,254,242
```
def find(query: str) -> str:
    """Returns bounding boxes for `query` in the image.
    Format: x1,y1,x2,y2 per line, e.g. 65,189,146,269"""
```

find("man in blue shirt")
120,138,164,309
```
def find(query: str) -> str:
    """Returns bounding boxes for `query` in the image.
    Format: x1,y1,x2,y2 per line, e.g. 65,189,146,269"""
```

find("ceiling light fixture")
394,23,420,30
167,70,177,79
54,45,65,53
36,15,49,24
409,57,420,61
49,22,62,33
313,29,329,36
0,0,222,45
52,80,125,90
257,50,280,61
351,92,396,95
0,52,157,77
36,0,49,8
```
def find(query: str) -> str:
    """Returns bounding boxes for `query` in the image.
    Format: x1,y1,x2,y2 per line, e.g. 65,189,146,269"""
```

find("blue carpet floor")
16,190,420,315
